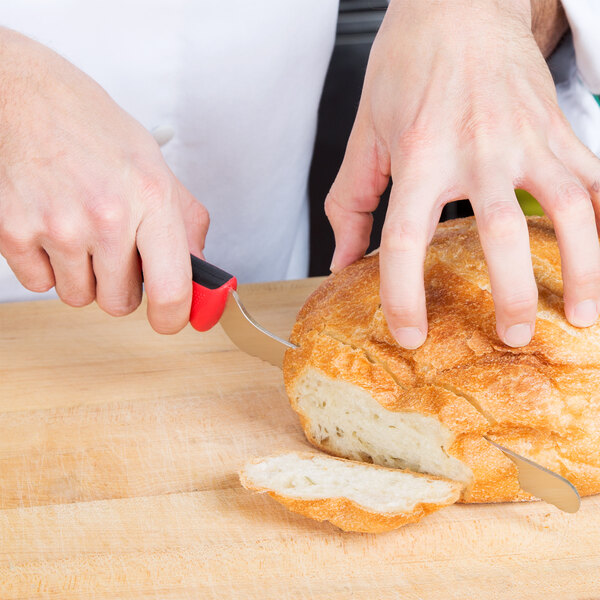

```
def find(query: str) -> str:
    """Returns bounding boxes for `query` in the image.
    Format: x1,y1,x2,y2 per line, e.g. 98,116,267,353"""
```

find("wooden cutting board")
1,278,599,600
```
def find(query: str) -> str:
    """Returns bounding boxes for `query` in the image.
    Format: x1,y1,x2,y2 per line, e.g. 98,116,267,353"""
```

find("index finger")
379,177,443,349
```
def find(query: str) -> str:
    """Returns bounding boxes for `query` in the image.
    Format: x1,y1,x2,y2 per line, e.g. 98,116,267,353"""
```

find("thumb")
325,120,390,272
177,182,210,259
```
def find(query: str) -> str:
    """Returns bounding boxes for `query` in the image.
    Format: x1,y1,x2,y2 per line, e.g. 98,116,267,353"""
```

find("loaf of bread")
283,216,600,503
240,452,461,532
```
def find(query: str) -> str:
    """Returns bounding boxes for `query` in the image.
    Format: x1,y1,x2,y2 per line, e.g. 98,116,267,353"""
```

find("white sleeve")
560,0,600,93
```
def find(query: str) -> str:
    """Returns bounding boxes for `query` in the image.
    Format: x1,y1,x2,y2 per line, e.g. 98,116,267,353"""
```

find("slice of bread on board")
240,452,462,533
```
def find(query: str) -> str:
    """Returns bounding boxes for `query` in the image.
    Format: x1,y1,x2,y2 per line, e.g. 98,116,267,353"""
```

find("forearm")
531,0,568,57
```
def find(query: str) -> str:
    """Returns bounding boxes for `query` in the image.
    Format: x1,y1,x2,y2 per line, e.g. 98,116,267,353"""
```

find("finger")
470,183,537,347
92,244,142,317
86,198,142,317
136,196,192,335
325,193,374,272
379,181,440,350
1,245,55,293
45,246,96,307
326,120,390,272
559,141,600,225
176,182,210,258
524,155,600,327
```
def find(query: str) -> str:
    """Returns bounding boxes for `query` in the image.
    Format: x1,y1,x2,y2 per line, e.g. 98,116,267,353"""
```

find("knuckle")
13,264,54,292
0,224,37,254
381,219,425,255
138,172,172,208
325,170,381,217
324,193,336,219
394,124,434,160
100,295,142,317
568,267,600,291
324,191,346,225
551,182,590,218
478,201,525,244
24,277,54,293
498,288,538,319
149,278,190,311
89,197,127,231
44,217,81,251
384,303,422,325
510,107,535,133
57,288,95,308
190,201,210,231
1,233,34,255
150,319,186,335
460,108,499,147
198,204,210,228
324,191,348,228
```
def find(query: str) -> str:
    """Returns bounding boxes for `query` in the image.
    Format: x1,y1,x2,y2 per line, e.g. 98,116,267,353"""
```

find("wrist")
387,0,532,31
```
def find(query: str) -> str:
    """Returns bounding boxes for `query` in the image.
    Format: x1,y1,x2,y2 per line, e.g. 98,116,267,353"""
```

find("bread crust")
284,216,600,502
240,453,462,533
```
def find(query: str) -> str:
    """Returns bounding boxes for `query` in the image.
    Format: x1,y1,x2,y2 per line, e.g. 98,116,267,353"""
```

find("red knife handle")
190,254,237,332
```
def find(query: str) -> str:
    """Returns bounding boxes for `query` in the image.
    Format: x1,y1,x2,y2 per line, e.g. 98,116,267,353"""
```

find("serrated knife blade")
219,289,297,368
485,437,580,513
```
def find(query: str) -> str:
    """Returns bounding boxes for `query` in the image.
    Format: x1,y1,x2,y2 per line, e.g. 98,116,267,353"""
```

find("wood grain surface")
1,278,599,600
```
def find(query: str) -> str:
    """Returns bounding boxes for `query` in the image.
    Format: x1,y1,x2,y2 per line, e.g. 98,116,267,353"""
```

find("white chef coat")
0,0,338,302
1,1,599,303
552,1,600,156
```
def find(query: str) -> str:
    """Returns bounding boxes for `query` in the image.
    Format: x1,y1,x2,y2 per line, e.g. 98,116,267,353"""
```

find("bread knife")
188,255,581,513
189,255,297,368
485,437,580,513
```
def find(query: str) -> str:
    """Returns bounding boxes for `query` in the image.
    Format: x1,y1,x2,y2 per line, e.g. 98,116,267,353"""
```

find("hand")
0,28,209,333
325,0,600,349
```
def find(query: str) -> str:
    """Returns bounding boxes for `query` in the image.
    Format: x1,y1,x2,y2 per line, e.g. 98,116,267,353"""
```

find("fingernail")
504,323,533,347
572,299,598,327
394,327,426,349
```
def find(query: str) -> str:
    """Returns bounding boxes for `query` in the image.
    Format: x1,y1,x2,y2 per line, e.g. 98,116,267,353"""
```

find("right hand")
0,28,209,333
326,0,600,349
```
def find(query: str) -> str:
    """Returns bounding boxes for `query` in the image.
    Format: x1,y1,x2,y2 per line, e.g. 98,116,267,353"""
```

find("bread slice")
240,452,462,533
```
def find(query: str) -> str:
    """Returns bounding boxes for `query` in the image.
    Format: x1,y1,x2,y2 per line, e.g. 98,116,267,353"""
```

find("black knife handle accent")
189,254,238,332
191,254,235,290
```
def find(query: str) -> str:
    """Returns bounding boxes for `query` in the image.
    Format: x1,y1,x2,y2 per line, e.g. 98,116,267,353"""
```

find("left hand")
325,0,600,349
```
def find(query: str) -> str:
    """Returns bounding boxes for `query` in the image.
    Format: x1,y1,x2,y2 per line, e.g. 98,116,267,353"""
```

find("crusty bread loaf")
283,216,600,503
240,452,461,532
